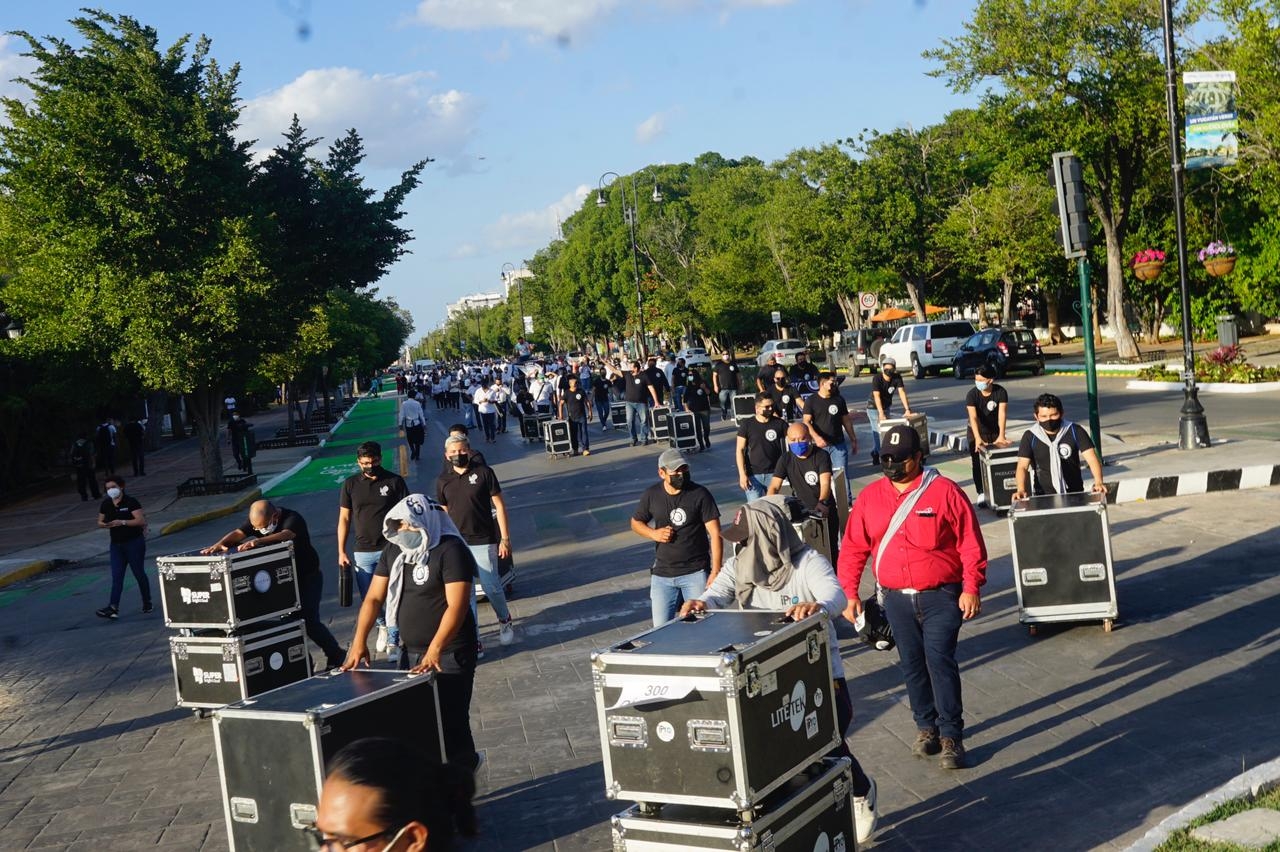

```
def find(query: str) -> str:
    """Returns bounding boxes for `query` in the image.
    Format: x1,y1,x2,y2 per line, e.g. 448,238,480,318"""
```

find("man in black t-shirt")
964,365,1011,505
592,371,612,432
736,393,786,501
867,358,913,465
341,495,481,771
203,500,345,669
670,358,689,411
337,441,409,660
623,360,659,446
631,449,722,625
767,370,800,422
803,372,857,500
788,350,819,384
1013,393,1106,499
684,371,713,451
436,434,515,651
712,352,741,421
644,356,669,405
768,422,840,560
558,374,592,456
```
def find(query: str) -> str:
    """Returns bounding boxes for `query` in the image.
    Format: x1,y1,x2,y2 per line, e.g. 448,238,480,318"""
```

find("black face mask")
881,457,914,483
450,453,470,468
667,473,687,491
1040,417,1062,433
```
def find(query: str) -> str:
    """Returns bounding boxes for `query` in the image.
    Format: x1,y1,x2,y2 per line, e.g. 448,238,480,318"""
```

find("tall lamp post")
1160,0,1210,449
598,170,662,358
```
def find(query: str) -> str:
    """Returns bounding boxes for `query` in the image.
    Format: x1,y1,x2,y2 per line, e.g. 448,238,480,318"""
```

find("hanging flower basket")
1199,241,1236,277
1133,261,1165,281
1131,249,1166,282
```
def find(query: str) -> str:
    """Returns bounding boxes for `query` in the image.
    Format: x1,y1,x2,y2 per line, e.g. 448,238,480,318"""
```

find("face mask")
255,522,277,535
106,487,122,500
391,529,424,551
881,457,914,483
667,473,687,491
450,453,470,468
883,366,895,375
975,381,990,392
788,441,810,457
1040,417,1062,433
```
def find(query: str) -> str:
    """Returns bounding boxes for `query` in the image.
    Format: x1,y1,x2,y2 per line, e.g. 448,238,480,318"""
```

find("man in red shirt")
837,424,987,770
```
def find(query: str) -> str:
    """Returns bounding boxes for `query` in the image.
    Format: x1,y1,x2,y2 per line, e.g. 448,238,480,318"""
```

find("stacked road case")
668,410,699,452
213,670,446,852
543,418,573,457
979,445,1020,512
648,405,672,441
733,393,757,424
157,542,312,710
611,401,628,428
1009,492,1119,634
593,610,855,851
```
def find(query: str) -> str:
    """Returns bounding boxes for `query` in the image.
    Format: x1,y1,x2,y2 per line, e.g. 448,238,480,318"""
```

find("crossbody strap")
872,468,939,592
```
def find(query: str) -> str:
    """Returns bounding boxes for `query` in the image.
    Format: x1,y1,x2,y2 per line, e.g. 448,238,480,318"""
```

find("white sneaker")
498,619,515,646
386,644,401,664
853,776,879,844
374,625,388,654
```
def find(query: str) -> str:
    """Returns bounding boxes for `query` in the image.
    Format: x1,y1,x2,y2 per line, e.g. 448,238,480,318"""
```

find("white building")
445,292,505,319
501,268,534,300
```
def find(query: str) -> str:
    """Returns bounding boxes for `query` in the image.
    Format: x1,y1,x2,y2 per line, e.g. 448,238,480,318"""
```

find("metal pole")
627,176,645,358
1078,259,1103,457
1161,0,1210,449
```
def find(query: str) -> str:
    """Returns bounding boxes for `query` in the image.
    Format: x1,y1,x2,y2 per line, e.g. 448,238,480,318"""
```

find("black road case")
669,411,699,451
733,393,757,424
793,516,831,566
878,412,930,458
648,405,672,440
157,542,300,631
170,620,311,709
611,401,628,427
212,670,447,852
543,418,573,456
592,610,839,811
611,757,854,851
980,445,1020,512
520,413,542,441
1009,491,1119,633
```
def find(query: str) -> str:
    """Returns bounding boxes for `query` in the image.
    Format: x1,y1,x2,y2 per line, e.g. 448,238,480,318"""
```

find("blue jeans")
880,583,966,740
671,385,685,412
569,416,590,452
867,409,882,455
354,550,397,645
743,472,771,502
594,398,611,430
718,388,735,420
468,543,511,623
108,536,150,609
626,401,650,443
650,570,708,626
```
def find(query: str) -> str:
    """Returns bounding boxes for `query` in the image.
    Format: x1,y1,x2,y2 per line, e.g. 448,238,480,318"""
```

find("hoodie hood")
382,494,463,564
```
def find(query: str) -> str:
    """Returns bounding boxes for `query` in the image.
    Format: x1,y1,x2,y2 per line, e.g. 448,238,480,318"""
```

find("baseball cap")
880,424,920,462
881,356,897,367
719,505,750,542
658,449,688,473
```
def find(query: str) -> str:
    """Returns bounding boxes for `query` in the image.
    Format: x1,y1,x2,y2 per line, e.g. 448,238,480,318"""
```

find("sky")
1,0,983,339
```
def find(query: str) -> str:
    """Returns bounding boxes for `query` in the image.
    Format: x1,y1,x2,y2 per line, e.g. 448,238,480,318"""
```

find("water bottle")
338,563,353,607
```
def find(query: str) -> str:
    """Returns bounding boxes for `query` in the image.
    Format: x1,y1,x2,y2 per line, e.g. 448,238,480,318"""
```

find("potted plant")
1131,248,1166,281
1199,240,1236,277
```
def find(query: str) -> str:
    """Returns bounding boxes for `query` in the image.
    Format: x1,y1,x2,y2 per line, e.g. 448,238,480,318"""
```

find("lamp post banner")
1185,70,1238,171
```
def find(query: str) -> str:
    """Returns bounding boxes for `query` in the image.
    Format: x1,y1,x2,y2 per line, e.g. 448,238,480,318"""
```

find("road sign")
859,292,878,311
523,316,534,334
770,311,781,324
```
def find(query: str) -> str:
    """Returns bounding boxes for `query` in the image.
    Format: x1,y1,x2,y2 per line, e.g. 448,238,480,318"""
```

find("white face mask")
106,487,122,500
975,380,990,392
255,522,277,535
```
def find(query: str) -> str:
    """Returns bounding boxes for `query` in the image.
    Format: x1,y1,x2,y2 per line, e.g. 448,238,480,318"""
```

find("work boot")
912,727,940,758
939,736,967,770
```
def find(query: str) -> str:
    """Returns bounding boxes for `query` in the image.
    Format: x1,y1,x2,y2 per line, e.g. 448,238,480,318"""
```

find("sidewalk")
1041,331,1280,370
0,394,368,590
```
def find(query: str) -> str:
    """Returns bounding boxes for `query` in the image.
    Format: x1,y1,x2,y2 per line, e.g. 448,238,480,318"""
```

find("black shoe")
631,440,638,447
939,736,966,770
142,602,154,614
912,728,941,758
871,451,880,466
95,606,119,620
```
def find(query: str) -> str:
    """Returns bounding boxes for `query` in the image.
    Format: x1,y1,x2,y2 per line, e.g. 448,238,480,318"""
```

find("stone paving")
1,389,1279,850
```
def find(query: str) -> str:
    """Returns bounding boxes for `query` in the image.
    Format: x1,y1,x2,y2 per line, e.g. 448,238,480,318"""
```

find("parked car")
675,347,712,368
838,328,889,376
952,327,1044,378
756,339,808,368
877,320,976,379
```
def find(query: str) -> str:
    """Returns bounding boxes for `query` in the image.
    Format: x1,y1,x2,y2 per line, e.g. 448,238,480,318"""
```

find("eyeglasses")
301,823,403,850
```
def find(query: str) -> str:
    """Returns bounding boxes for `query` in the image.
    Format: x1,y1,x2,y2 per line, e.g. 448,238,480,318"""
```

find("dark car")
838,328,889,376
952,328,1044,379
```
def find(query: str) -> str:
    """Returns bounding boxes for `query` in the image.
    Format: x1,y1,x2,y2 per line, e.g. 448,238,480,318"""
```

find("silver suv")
877,320,976,379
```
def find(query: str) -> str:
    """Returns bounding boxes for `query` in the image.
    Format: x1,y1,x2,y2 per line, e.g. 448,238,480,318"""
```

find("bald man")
767,422,840,562
204,500,346,669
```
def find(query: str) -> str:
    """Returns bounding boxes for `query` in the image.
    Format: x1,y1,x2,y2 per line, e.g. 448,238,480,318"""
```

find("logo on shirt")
804,471,819,486
379,484,390,496
468,473,479,485
828,404,839,415
782,395,791,404
670,508,688,527
1058,443,1073,459
412,564,430,585
765,429,778,442
634,378,642,384
986,400,997,412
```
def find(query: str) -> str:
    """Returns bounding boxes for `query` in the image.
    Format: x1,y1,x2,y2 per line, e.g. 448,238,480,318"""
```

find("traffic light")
1049,151,1090,259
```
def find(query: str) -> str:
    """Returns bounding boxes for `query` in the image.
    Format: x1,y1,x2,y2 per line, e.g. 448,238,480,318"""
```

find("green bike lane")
265,396,402,498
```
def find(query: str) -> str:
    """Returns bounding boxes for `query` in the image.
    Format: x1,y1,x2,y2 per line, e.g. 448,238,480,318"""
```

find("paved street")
1,381,1279,850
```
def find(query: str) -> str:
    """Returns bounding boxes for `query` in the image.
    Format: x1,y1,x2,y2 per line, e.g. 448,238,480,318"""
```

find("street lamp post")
598,170,662,358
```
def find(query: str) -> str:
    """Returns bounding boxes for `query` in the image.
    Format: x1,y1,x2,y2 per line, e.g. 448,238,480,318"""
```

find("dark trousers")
496,402,508,432
970,451,984,495
594,399,611,430
407,646,479,771
76,468,100,501
569,416,589,453
480,411,497,442
405,424,425,460
830,677,872,798
691,410,711,449
108,537,150,609
299,570,344,667
881,583,966,740
98,447,116,475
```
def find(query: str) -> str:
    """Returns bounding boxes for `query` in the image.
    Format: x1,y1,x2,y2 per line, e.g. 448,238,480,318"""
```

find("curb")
1126,379,1280,394
0,559,62,591
1125,755,1280,851
158,487,263,536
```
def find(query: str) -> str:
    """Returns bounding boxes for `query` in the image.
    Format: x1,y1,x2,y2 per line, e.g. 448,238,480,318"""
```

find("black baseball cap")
880,424,921,462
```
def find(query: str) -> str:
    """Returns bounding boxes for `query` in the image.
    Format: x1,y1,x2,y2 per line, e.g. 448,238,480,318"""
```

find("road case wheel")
1103,618,1114,633
1027,624,1038,637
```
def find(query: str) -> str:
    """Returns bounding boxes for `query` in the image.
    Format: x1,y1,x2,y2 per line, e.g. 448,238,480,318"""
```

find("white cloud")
450,242,480,259
0,35,38,105
411,0,619,37
484,185,590,250
635,111,668,145
240,67,481,171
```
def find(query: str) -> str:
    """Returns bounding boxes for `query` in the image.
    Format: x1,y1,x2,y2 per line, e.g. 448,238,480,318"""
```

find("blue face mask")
788,441,810,457
975,380,990,392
